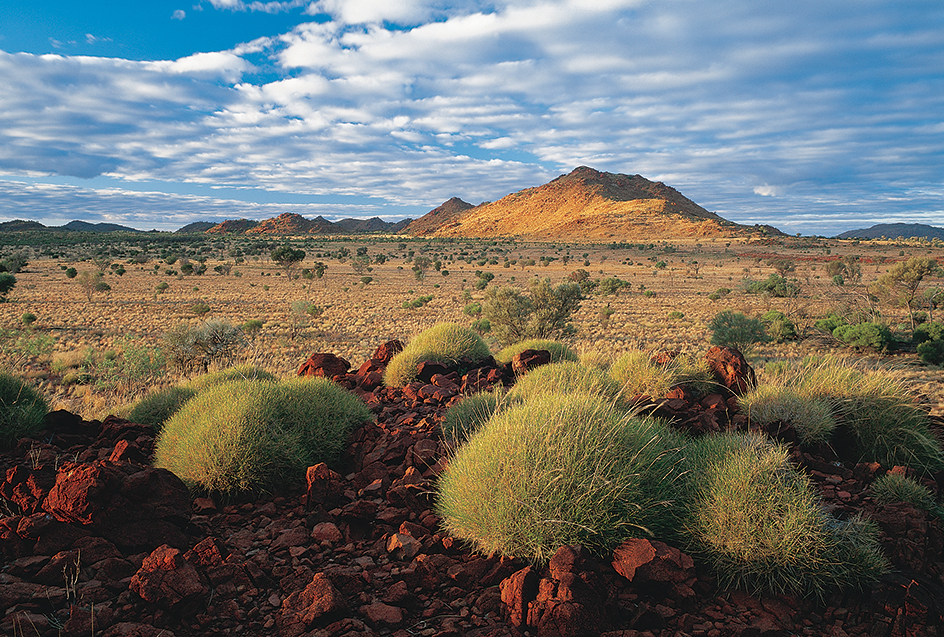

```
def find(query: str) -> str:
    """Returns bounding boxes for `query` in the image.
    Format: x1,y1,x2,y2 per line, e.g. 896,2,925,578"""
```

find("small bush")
746,274,799,298
187,365,277,392
917,339,944,366
471,318,492,335
163,319,248,372
0,372,49,447
914,321,944,344
155,377,369,496
437,393,687,562
761,311,797,342
684,434,887,598
738,385,836,444
441,390,505,445
814,312,847,334
495,339,579,365
127,385,197,432
578,350,611,370
832,322,892,351
384,323,491,386
708,311,769,353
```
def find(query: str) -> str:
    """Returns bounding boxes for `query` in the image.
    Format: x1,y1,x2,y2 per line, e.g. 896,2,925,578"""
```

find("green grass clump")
738,385,836,445
870,473,936,510
127,385,198,432
384,323,491,386
0,372,49,447
495,339,579,365
186,364,277,392
437,393,687,562
683,433,887,598
506,361,624,405
155,377,370,497
747,357,944,473
441,389,509,445
609,350,715,399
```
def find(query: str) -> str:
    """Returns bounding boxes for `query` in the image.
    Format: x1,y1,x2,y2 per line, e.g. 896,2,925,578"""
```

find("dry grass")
1,235,943,418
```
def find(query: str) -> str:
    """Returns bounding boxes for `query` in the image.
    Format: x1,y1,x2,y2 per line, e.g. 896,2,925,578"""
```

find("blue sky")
0,0,942,236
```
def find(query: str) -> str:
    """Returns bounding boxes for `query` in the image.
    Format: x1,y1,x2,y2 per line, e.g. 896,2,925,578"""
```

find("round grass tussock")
384,323,492,387
506,360,625,406
186,364,278,392
610,350,715,400
436,392,688,562
738,385,836,445
127,385,198,432
754,357,944,473
0,372,49,448
441,389,508,446
683,433,887,598
870,473,936,510
155,377,370,497
495,339,579,365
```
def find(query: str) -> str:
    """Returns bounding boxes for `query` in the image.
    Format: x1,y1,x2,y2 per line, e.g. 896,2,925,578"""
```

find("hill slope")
403,167,747,240
836,223,944,241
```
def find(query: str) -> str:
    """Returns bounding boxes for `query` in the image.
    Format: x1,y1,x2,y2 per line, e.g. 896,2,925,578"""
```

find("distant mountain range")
0,167,787,240
835,223,944,241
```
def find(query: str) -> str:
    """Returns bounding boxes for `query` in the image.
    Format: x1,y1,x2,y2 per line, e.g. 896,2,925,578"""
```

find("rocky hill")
404,167,756,241
403,197,474,236
836,223,944,241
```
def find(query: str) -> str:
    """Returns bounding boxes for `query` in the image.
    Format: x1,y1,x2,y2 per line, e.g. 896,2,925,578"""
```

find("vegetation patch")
494,339,579,365
384,323,491,386
0,372,48,448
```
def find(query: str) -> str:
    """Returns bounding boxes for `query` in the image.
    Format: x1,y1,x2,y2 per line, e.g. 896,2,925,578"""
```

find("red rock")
361,601,405,626
297,352,351,378
612,539,695,589
611,538,657,581
704,346,756,395
306,463,343,508
279,572,347,629
500,566,539,629
129,544,207,611
1,464,55,515
416,361,450,383
271,525,312,551
311,521,343,543
387,533,422,561
512,349,552,376
101,622,177,637
183,537,226,568
43,461,124,525
650,350,680,365
372,339,404,365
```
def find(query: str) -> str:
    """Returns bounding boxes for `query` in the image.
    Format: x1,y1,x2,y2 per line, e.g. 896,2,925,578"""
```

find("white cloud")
0,0,943,234
172,9,187,20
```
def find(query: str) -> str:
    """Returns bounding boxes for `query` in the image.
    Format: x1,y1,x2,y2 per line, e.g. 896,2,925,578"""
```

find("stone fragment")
297,353,351,378
129,544,207,611
704,346,756,395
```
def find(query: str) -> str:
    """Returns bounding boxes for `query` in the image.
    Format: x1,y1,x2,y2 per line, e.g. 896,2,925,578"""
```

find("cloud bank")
0,0,942,236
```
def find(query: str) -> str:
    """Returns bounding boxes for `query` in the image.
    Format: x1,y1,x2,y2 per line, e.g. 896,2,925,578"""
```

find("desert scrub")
683,433,887,598
441,389,508,446
186,365,277,392
506,360,624,406
384,323,491,386
127,385,197,432
155,377,370,496
437,393,688,562
0,372,49,447
707,311,769,353
494,339,579,365
610,350,714,400
753,357,944,473
738,385,836,445
870,473,941,518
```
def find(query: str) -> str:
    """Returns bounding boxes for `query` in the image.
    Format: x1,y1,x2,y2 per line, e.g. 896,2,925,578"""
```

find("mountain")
333,216,413,234
836,223,944,241
62,220,140,233
403,198,474,236
206,219,260,234
176,221,218,234
403,167,756,241
245,213,335,235
0,220,50,232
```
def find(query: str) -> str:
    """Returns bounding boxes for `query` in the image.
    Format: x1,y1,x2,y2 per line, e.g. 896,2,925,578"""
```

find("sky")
0,1,942,237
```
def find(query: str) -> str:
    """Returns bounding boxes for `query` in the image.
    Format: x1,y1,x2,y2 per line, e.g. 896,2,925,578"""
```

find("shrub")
441,390,505,445
596,277,630,296
683,433,887,598
0,272,16,300
463,302,482,317
832,322,892,351
761,310,797,342
437,393,687,562
384,323,491,386
738,385,836,444
707,311,769,353
155,377,369,496
0,372,48,447
483,278,582,347
127,385,197,432
814,312,846,334
495,339,579,365
913,321,944,344
162,319,248,372
187,365,277,392
610,351,714,400
917,339,944,366
471,318,491,335
506,361,624,405
579,350,611,370
746,274,799,298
